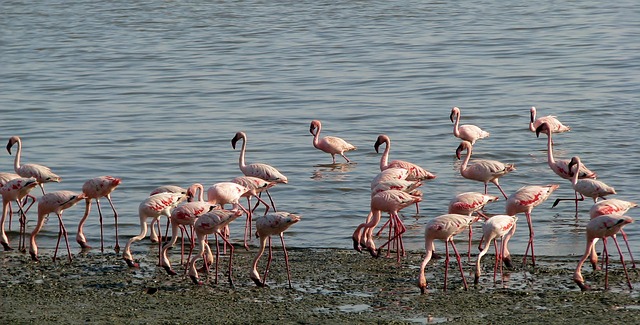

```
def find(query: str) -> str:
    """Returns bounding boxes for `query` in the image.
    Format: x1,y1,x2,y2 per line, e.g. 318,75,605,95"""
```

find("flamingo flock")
0,108,636,293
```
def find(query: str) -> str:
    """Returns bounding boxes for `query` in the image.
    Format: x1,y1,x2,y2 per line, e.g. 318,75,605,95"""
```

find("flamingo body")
6,136,61,193
456,141,515,199
450,107,489,145
0,177,39,251
474,215,517,284
529,107,571,134
536,123,596,180
76,176,122,251
374,134,436,181
309,120,356,164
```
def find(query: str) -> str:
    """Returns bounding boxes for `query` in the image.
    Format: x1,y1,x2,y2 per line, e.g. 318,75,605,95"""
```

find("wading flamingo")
450,107,489,145
250,211,301,288
574,215,633,291
207,182,251,249
231,176,274,247
456,140,515,200
123,192,185,268
232,131,287,212
448,192,499,261
418,214,478,294
0,172,36,232
506,184,560,267
0,177,38,251
529,107,571,134
552,156,615,214
30,191,86,263
474,215,517,285
588,199,638,268
374,134,436,181
76,176,122,253
6,136,61,194
187,209,243,286
309,120,357,164
536,123,596,180
148,184,188,240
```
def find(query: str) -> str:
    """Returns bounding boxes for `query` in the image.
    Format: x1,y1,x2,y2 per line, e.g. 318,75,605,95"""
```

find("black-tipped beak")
455,144,463,160
449,111,455,123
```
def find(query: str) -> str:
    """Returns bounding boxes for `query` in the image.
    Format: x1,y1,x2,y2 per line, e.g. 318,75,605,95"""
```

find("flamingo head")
530,106,537,123
455,141,471,160
231,132,245,149
535,122,551,137
568,156,581,175
6,136,20,155
309,120,321,135
450,107,460,123
373,134,388,153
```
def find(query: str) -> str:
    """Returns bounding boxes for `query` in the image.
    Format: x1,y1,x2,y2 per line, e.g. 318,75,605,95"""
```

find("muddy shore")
1,246,640,324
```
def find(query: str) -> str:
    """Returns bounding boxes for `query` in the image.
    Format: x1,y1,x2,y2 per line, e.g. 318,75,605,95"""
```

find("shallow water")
1,0,639,259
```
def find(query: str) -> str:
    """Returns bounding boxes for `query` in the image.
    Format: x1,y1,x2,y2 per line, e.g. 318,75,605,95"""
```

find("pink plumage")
309,120,356,164
6,136,61,194
456,140,515,199
76,176,122,252
374,134,436,181
475,215,517,285
450,107,490,145
529,107,571,134
0,177,39,251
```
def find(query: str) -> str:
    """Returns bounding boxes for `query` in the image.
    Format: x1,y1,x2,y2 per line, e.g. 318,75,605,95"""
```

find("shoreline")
1,247,640,324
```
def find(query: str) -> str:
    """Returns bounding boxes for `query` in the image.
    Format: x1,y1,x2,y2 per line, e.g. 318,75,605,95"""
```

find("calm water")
1,0,639,260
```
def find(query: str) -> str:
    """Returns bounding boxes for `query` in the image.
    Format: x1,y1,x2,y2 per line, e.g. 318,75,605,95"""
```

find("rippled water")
1,0,639,259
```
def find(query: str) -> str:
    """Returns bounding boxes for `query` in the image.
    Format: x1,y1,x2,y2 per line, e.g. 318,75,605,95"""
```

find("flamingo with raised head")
588,198,638,268
232,131,287,212
450,107,489,145
506,184,560,267
186,209,244,285
30,191,86,263
309,120,357,164
552,156,616,214
474,215,517,285
374,134,436,181
529,107,571,134
123,192,185,268
574,215,633,291
448,192,499,261
418,213,478,294
536,123,596,180
6,136,61,194
250,211,301,288
76,176,122,253
0,177,39,251
456,140,515,200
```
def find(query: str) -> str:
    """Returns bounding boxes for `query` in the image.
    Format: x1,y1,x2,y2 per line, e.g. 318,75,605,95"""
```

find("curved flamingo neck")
460,145,471,175
311,125,321,149
529,109,537,132
238,135,247,170
189,183,205,202
571,159,580,187
12,138,22,171
379,138,391,170
452,112,461,137
544,131,556,166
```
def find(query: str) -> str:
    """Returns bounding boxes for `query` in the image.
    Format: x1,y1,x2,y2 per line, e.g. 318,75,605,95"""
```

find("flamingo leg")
105,195,120,253
612,236,632,290
443,240,450,291
279,233,293,289
219,232,236,288
603,238,610,290
262,236,273,287
449,239,468,290
619,230,636,269
95,198,105,252
522,212,536,267
56,213,72,263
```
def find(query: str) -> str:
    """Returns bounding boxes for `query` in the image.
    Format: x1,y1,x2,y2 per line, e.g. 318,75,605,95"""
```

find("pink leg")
619,230,636,269
603,238,610,290
280,233,293,289
450,240,468,290
218,233,235,287
611,236,632,290
443,240,450,291
96,198,105,252
262,236,273,286
106,195,120,253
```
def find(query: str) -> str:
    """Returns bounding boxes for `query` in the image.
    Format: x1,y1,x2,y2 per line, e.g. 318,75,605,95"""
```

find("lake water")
1,0,639,260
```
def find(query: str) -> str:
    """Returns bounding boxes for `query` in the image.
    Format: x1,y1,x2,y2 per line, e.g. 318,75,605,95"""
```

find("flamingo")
450,107,489,145
187,209,244,286
0,172,36,232
374,134,436,181
123,192,185,268
417,214,478,294
250,211,301,288
148,184,188,240
309,120,357,164
447,192,499,261
370,167,410,190
352,189,422,262
551,156,616,214
0,177,39,251
206,182,251,249
29,191,86,263
232,131,287,212
588,199,638,268
573,215,633,291
6,136,61,194
456,140,515,199
529,107,571,134
371,179,423,235
535,123,596,180
76,176,122,253
230,176,274,248
474,215,517,285
505,184,560,267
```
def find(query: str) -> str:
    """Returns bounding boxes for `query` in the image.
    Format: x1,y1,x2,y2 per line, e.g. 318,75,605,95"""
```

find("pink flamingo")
231,176,274,247
552,156,616,213
206,182,251,248
529,107,571,134
148,184,188,240
536,123,596,180
0,172,36,232
448,192,499,261
418,213,478,294
232,131,287,211
187,209,244,286
370,167,410,190
374,134,436,181
474,215,518,285
456,140,515,199
309,120,357,164
574,214,633,291
352,189,422,262
450,107,490,145
505,184,560,267
588,199,638,268
250,211,301,288
6,136,61,194
0,177,39,251
76,176,122,253
29,191,86,263
123,192,185,268
371,179,423,235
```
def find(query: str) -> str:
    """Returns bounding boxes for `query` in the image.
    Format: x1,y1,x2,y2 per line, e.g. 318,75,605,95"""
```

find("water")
1,0,639,259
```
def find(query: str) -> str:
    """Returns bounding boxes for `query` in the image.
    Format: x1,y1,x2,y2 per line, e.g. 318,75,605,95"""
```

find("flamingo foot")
1,242,13,251
30,251,39,262
189,275,203,285
575,279,590,292
162,266,177,276
124,258,140,268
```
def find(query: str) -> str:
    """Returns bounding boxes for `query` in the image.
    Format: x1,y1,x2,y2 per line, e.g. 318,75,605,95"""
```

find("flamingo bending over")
0,177,39,251
418,214,478,294
309,120,357,164
474,215,517,285
448,192,499,261
6,136,61,194
506,184,560,267
76,176,122,253
456,140,515,200
529,107,571,134
450,107,489,145
30,191,86,263
232,131,287,212
250,211,301,288
588,199,638,269
148,184,188,240
206,182,251,249
551,156,616,213
374,134,436,181
574,215,633,291
0,172,36,232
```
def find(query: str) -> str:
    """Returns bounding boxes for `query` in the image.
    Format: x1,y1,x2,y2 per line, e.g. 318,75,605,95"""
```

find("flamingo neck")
529,110,536,132
460,146,471,175
571,160,580,186
251,235,268,278
311,126,321,149
238,137,247,169
12,139,22,171
545,132,556,165
379,139,390,170
453,113,461,137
